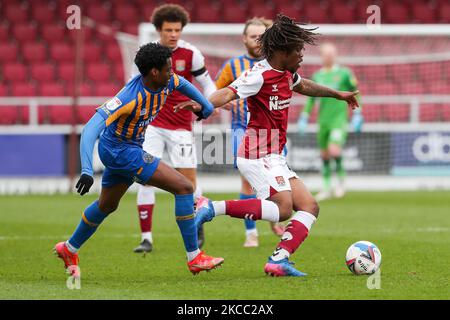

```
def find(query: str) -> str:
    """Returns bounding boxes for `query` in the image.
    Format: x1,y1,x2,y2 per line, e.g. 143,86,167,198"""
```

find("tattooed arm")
294,78,360,109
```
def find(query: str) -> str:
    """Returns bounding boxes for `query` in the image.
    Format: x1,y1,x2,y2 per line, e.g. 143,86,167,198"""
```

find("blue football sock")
68,200,107,250
175,194,198,253
240,193,257,231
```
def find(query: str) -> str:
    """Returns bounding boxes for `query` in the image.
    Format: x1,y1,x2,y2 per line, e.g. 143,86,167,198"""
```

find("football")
345,241,382,275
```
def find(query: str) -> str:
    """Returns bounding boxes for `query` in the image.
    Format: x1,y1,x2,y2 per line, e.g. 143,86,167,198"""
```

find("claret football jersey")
228,59,301,159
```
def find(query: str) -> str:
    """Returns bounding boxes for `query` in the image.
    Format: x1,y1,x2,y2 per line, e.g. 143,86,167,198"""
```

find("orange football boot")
187,251,224,275
54,241,80,277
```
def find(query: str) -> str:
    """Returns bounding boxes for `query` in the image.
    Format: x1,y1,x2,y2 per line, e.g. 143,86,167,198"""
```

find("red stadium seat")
41,25,66,43
429,81,450,94
22,43,48,63
248,4,276,20
66,82,95,96
114,5,139,24
222,3,249,23
0,24,9,42
40,82,65,96
362,65,389,82
330,5,357,23
276,4,302,21
5,4,29,23
0,84,9,96
141,3,157,21
21,106,47,124
86,3,112,24
303,3,330,23
95,83,121,97
50,44,75,63
13,24,38,42
0,43,19,63
439,4,450,22
194,4,221,23
58,63,76,82
384,104,410,122
86,63,112,82
114,64,125,83
31,4,56,24
399,81,427,95
361,104,383,123
11,83,38,97
48,106,73,124
31,64,56,82
77,105,97,124
412,3,437,23
106,42,122,63
0,107,19,125
391,64,415,82
82,44,102,62
3,64,27,83
384,4,410,23
441,105,450,121
372,82,399,95
419,104,441,122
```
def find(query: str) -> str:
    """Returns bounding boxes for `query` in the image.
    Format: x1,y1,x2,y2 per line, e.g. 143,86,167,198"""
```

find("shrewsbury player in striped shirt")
215,17,285,247
54,43,223,276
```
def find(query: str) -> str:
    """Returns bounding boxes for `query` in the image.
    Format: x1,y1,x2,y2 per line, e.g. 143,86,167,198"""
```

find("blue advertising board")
0,135,66,176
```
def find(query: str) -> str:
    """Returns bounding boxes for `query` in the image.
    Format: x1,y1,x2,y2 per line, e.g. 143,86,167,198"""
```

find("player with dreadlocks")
177,15,359,277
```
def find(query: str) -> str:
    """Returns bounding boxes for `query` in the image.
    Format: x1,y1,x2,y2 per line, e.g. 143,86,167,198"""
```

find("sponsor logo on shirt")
176,60,186,72
105,97,122,111
269,96,291,111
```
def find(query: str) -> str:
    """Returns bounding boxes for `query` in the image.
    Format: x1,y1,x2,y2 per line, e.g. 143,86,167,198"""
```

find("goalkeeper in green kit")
298,43,363,201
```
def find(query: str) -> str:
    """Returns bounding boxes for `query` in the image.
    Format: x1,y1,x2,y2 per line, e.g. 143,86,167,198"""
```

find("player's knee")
294,198,319,218
174,177,194,195
277,201,294,222
98,202,118,215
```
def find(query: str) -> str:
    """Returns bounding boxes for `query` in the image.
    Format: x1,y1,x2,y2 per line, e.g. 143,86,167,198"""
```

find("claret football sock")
174,193,199,260
67,200,108,252
271,211,316,260
212,199,280,222
240,193,257,232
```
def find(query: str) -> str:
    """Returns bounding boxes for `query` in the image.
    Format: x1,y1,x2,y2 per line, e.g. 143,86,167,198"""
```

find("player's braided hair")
134,43,172,76
151,4,190,29
258,14,318,59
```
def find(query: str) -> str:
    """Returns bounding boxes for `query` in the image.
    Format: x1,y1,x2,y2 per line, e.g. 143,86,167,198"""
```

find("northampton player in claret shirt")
54,43,224,277
179,15,359,276
215,17,286,248
133,4,217,254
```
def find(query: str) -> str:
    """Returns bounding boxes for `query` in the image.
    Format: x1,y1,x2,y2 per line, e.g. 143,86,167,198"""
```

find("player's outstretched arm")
294,78,360,110
175,76,214,120
77,112,106,195
208,87,238,108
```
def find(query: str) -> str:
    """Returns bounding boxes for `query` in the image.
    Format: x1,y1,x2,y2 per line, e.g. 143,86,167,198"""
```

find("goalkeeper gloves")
351,110,364,133
297,112,309,135
76,174,94,196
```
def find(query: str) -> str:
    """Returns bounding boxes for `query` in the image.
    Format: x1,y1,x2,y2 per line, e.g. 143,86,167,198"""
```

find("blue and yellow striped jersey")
215,54,259,129
97,74,180,146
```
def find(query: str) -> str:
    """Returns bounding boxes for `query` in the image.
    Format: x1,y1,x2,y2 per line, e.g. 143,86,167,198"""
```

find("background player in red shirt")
134,4,217,253
180,15,359,276
215,17,286,248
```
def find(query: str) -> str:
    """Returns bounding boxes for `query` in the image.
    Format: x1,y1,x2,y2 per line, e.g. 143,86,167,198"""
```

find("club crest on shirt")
275,176,286,187
143,152,155,164
176,60,186,72
272,84,278,92
105,97,122,111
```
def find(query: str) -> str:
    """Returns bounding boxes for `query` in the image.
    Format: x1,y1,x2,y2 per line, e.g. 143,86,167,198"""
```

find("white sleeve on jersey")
191,45,206,73
195,71,217,98
229,69,264,99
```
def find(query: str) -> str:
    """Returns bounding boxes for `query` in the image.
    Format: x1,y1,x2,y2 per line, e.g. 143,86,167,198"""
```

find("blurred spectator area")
0,0,449,125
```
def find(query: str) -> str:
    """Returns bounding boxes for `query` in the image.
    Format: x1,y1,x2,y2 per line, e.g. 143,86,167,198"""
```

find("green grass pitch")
0,191,449,299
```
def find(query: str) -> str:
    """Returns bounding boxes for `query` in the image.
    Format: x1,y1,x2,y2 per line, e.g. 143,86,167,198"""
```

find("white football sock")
65,240,78,254
291,211,316,231
261,200,280,222
271,247,290,262
141,232,152,243
212,201,226,216
187,248,201,262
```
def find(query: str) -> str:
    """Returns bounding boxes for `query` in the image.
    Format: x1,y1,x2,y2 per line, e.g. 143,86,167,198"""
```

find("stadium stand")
0,0,448,125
